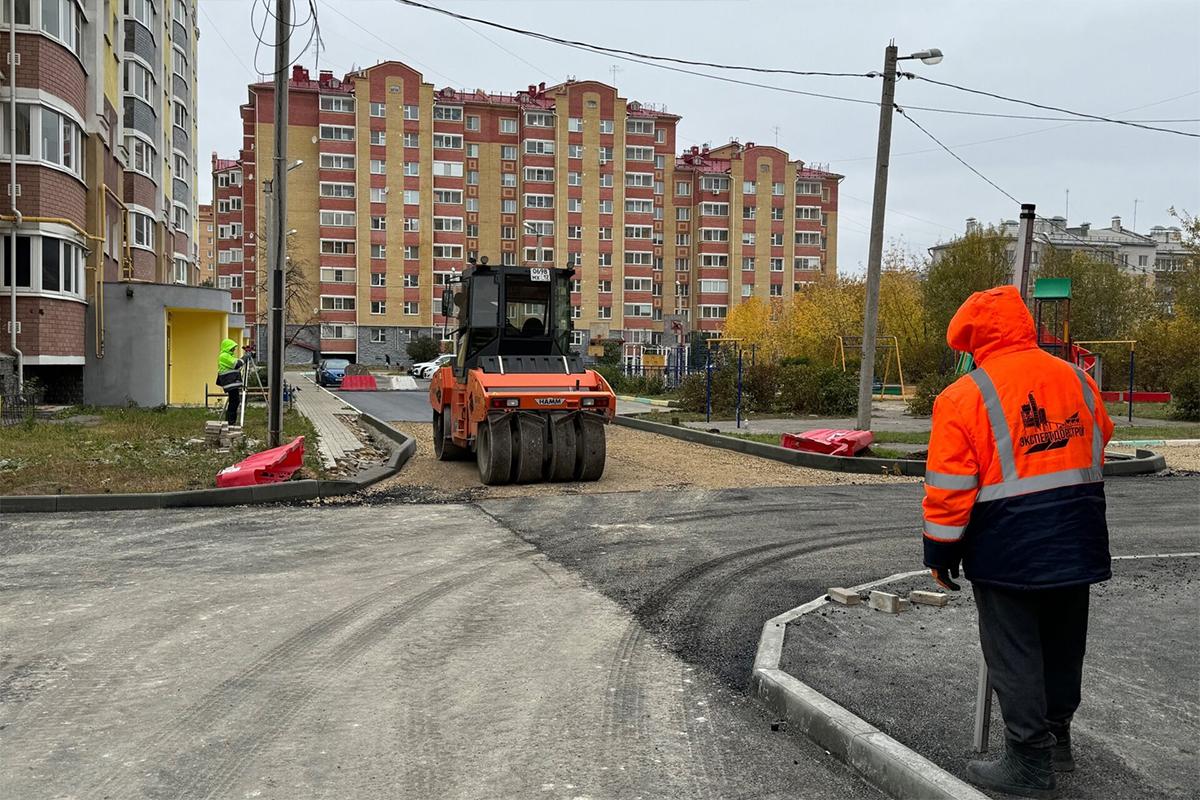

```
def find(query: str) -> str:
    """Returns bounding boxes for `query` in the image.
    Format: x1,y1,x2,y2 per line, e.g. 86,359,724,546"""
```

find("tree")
255,238,321,350
406,335,440,363
722,297,775,356
1163,207,1200,320
1035,247,1155,342
923,228,1012,336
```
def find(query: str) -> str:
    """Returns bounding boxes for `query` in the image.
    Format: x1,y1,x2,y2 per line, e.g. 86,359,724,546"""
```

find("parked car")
315,358,351,387
410,353,453,379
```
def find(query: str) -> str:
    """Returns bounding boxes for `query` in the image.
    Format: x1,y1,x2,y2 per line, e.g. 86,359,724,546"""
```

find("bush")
593,364,623,394
406,335,440,363
743,363,780,413
678,372,708,413
815,368,858,416
906,371,957,417
1170,366,1200,421
776,363,822,415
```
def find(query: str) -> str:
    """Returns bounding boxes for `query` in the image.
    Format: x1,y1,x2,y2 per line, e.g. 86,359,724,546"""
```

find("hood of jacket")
946,285,1037,365
220,338,238,355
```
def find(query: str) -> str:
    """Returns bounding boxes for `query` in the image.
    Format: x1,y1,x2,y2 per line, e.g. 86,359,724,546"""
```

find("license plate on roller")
530,268,551,281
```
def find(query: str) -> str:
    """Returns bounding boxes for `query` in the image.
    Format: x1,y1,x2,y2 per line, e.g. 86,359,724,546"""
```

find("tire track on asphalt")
80,541,533,800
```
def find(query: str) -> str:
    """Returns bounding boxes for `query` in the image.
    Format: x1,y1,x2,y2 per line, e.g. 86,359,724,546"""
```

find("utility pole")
1011,203,1036,300
855,44,898,431
267,0,290,448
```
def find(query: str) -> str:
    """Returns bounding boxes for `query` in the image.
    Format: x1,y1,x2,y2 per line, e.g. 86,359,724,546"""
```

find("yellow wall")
168,309,229,405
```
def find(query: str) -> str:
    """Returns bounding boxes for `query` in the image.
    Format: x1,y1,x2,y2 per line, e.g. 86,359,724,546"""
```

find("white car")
410,353,453,379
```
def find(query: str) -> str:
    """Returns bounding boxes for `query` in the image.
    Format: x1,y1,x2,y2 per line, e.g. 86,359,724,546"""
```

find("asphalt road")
334,386,432,422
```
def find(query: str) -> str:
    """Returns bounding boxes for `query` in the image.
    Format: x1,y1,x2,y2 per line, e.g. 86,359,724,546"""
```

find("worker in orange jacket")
922,285,1114,799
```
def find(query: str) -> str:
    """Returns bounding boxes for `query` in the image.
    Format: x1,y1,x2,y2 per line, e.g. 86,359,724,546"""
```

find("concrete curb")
1110,438,1200,447
0,410,415,515
751,568,989,800
615,415,1167,477
616,394,679,408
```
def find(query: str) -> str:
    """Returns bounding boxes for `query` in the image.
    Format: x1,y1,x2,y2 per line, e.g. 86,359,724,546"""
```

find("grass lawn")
0,406,324,496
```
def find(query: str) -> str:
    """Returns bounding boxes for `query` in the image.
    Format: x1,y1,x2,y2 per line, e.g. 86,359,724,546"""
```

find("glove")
931,564,961,591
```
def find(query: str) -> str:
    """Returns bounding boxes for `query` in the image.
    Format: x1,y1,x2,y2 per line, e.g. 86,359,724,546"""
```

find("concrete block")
909,590,949,607
828,587,861,606
897,598,911,612
869,590,905,614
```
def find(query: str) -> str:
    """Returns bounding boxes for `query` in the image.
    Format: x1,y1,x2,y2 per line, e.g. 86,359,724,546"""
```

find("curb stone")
0,410,415,515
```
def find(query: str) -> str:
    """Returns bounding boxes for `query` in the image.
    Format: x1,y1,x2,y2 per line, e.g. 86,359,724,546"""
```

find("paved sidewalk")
289,373,363,467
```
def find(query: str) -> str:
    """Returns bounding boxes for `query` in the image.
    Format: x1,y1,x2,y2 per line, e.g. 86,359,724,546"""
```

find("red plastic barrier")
217,436,306,487
780,429,875,457
339,374,377,391
1100,391,1171,403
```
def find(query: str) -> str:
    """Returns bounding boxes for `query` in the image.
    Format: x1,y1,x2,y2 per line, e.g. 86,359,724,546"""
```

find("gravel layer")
368,419,918,501
1109,442,1200,473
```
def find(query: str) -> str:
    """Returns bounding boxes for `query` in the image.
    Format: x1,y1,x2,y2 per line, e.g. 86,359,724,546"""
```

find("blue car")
315,358,350,387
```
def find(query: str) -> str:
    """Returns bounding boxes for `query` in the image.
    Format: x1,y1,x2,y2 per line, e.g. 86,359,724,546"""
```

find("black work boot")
1050,728,1075,773
966,741,1057,799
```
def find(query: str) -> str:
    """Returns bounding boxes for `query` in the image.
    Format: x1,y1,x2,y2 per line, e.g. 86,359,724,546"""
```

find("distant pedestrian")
216,338,245,425
921,286,1114,799
385,353,391,367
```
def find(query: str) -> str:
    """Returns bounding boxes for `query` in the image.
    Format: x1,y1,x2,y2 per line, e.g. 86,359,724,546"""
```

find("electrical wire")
896,107,1020,204
316,0,464,87
456,20,558,82
910,75,1200,138
199,4,254,78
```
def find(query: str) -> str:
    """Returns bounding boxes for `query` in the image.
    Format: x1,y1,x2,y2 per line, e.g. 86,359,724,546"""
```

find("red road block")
339,374,378,391
1100,391,1171,403
780,429,875,457
217,436,305,487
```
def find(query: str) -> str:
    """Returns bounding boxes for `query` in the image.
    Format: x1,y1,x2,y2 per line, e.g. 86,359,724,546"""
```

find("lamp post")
523,220,543,267
855,45,943,431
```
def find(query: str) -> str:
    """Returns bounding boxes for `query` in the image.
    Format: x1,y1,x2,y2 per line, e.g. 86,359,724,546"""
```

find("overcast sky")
198,0,1200,274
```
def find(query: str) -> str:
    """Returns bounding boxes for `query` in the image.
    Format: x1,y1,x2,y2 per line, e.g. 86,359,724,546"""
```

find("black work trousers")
224,387,242,425
974,582,1090,750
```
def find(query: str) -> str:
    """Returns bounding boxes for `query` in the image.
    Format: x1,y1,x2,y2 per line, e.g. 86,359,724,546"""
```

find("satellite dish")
310,135,317,145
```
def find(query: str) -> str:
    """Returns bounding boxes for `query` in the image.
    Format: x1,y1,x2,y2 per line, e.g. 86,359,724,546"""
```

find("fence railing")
0,394,34,426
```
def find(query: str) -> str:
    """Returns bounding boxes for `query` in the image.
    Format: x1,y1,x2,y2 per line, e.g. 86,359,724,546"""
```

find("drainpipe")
8,0,21,393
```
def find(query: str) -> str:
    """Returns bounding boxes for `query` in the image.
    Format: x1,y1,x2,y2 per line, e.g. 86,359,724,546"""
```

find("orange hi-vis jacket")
922,286,1115,589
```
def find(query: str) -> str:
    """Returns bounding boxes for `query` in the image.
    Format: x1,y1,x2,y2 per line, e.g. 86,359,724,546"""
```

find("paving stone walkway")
289,373,362,467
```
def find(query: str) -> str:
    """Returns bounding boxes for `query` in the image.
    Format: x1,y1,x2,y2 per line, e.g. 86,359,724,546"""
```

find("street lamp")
523,220,544,267
855,44,943,431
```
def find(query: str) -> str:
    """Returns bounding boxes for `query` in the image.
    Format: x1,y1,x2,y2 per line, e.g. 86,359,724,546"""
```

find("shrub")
593,364,624,394
743,363,780,413
907,371,957,417
406,335,440,363
815,368,859,416
678,372,708,412
1170,366,1200,422
776,363,822,415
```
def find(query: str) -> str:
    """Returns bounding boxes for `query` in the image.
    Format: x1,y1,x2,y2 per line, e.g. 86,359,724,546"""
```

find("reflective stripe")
969,368,1017,482
976,466,1103,502
924,520,967,541
1072,365,1105,468
925,470,979,490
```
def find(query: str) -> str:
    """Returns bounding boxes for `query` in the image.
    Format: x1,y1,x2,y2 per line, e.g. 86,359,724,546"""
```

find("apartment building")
216,62,841,365
197,202,213,284
1,0,221,406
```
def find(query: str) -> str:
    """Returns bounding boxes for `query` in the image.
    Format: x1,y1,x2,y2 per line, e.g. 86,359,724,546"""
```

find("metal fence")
0,394,34,426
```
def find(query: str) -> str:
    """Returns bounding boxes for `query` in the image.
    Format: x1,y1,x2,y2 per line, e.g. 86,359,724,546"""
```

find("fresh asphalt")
2,450,1195,797
333,383,432,422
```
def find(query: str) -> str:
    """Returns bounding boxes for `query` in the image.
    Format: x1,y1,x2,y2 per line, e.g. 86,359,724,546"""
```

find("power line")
456,20,557,81
840,192,959,232
390,0,873,80
317,0,464,87
199,4,255,78
896,107,1019,204
911,75,1200,138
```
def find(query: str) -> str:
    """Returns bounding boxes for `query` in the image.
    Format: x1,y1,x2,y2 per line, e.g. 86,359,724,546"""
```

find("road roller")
428,258,616,485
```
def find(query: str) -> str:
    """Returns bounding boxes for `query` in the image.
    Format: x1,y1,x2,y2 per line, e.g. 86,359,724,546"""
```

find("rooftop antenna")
1064,188,1069,222
609,64,622,86
772,125,781,146
1132,198,1139,231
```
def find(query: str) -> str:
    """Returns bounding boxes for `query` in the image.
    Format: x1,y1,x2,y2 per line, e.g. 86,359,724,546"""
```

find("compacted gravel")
367,420,918,501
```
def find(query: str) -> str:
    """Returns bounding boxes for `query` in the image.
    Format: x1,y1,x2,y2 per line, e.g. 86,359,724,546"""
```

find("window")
404,301,420,315
404,161,419,176
371,243,386,259
625,199,653,214
770,283,783,296
433,216,464,232
466,199,479,213
675,258,690,272
501,145,518,160
770,233,784,246
371,215,387,230
565,144,583,160
597,306,612,320
370,188,388,203
525,194,554,209
403,104,419,120
434,133,463,149
742,257,755,271
371,328,387,343
320,182,355,198
567,226,582,239
599,173,614,188
598,253,613,266
321,324,356,339
568,198,582,212
400,274,417,287
127,136,155,178
626,172,654,188
568,117,583,132
701,254,728,268
370,130,386,146
676,208,691,221
523,247,553,263
771,207,784,221
795,205,821,220
598,146,614,163
525,111,554,127
565,171,582,187
624,251,653,266
434,189,463,204
403,132,419,148
320,96,355,113
624,277,653,292
132,212,154,249
699,279,728,293
796,232,822,246
465,114,481,132
321,239,356,255
797,181,821,195
320,268,356,283
598,119,614,134
321,296,356,311
656,129,666,144
625,225,652,239
524,167,554,182
626,146,654,162
400,189,417,205
41,0,83,56
700,202,729,217
433,160,464,177
624,303,652,318
743,205,756,220
700,305,728,319
598,280,612,293
655,155,665,169
370,159,386,174
676,233,691,246
794,256,821,270
125,0,153,28
124,61,154,103
501,252,516,266
770,257,784,271
772,182,785,196
466,143,479,158
676,181,692,196
502,199,517,214
433,105,463,121
701,228,729,242
500,117,518,134
404,245,420,259
371,300,386,315
626,119,654,136
320,125,354,141
524,139,555,155
433,244,463,259
368,101,386,118
701,176,730,192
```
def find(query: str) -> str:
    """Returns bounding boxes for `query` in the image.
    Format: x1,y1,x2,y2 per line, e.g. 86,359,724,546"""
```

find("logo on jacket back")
1018,392,1086,453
